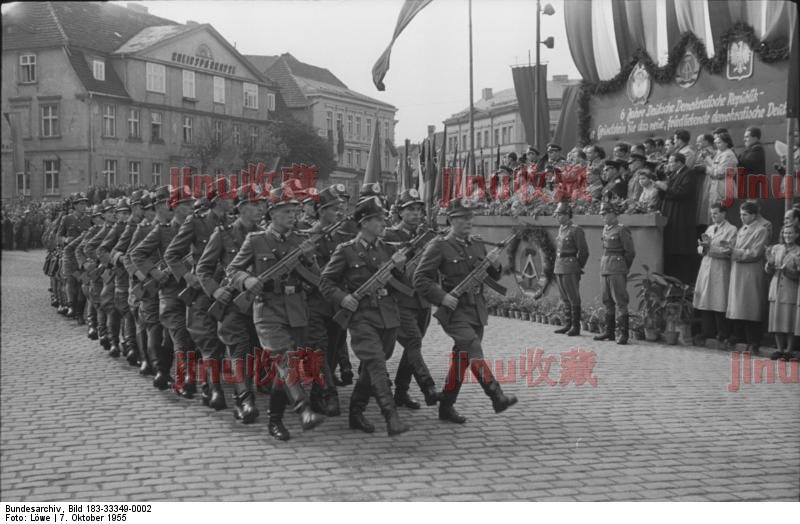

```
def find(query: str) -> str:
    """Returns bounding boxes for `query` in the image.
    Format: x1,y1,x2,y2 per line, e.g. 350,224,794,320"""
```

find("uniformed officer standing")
163,183,233,402
195,185,266,423
319,196,410,436
58,192,91,319
413,198,517,424
553,201,589,336
226,186,325,435
594,201,636,345
383,188,439,409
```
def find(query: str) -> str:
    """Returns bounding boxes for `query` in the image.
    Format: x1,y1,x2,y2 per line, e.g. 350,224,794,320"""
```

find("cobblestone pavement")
1,249,798,501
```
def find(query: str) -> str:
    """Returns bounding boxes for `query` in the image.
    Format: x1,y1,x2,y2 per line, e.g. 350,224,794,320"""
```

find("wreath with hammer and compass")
506,226,556,299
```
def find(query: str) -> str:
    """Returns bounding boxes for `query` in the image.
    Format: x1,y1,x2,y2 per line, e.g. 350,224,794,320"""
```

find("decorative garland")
577,22,791,144
506,225,556,299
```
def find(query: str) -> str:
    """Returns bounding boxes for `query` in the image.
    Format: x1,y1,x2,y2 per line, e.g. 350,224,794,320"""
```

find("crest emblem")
335,183,345,193
372,182,381,193
675,49,700,88
408,188,419,198
727,38,753,80
626,62,651,105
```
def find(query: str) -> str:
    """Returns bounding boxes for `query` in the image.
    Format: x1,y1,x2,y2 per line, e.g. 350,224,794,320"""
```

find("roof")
66,48,130,99
114,25,193,54
245,55,280,74
281,53,347,88
2,1,177,52
295,76,396,110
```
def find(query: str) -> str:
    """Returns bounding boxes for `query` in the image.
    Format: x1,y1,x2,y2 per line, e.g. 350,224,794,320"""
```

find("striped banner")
372,0,432,91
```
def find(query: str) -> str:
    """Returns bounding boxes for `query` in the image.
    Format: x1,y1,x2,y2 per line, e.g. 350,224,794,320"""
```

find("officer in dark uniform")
320,196,410,436
130,186,195,390
227,185,325,436
306,184,354,417
195,185,266,424
413,198,517,424
383,188,439,409
598,160,628,201
164,182,233,402
594,201,636,345
553,201,589,336
58,192,91,319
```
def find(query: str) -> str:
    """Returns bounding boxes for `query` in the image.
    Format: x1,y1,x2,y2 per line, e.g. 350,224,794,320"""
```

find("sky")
119,0,580,143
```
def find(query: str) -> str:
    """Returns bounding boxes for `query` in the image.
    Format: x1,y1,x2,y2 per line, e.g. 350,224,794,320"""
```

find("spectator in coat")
738,126,766,198
655,153,695,283
694,133,715,236
673,129,697,169
693,202,737,344
766,224,800,360
708,132,738,219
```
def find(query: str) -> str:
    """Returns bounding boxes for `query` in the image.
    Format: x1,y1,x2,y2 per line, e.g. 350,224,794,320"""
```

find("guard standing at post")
413,198,518,424
594,201,636,345
383,188,439,409
319,196,411,436
553,201,589,336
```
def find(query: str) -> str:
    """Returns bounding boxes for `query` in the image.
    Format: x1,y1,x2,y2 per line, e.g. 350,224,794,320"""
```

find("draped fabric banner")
708,0,734,57
591,0,622,80
564,0,597,84
512,65,549,154
623,0,647,53
789,2,799,118
371,0,432,91
611,0,634,72
552,85,581,153
675,0,715,58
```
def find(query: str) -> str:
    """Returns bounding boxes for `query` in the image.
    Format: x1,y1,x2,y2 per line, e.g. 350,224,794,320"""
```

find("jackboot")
233,390,259,424
566,306,582,336
152,371,172,390
99,335,111,351
616,314,629,345
554,304,571,334
472,360,518,413
373,374,409,436
207,368,227,411
324,388,341,417
394,388,421,410
593,314,616,341
108,341,121,358
309,381,327,414
420,378,440,407
438,348,467,424
348,378,375,433
87,326,98,340
285,380,324,431
267,387,291,441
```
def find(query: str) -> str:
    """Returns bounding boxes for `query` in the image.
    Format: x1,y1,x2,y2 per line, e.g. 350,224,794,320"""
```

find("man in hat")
227,185,325,435
553,201,589,336
596,160,628,202
320,196,411,436
383,188,439,409
297,188,319,230
164,180,234,402
58,192,91,318
305,184,354,418
413,198,517,424
594,202,635,345
80,199,118,353
130,186,196,391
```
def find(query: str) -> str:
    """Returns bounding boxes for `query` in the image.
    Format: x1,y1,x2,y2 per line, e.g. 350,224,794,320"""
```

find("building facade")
2,2,276,201
248,53,398,202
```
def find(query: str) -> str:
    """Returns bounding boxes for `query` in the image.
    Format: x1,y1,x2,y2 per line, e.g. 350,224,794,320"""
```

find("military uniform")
57,195,91,318
78,203,114,349
553,202,589,336
95,199,130,358
413,198,517,423
595,202,636,344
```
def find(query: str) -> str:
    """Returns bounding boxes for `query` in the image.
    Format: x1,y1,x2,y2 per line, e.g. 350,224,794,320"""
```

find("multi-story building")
1,2,276,201
442,75,578,174
247,53,398,201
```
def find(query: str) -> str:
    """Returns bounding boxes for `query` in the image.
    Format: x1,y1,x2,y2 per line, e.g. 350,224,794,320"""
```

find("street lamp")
535,1,555,152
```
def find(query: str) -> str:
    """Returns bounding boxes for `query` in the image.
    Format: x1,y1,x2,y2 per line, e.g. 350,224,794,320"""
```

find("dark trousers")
349,322,397,415
731,319,763,347
394,306,434,393
699,309,730,340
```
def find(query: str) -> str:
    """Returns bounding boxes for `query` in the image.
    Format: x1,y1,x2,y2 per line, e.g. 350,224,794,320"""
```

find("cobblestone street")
1,249,798,501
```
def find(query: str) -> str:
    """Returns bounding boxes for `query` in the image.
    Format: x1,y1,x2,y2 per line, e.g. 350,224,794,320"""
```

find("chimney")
427,125,435,138
126,3,148,13
481,88,493,100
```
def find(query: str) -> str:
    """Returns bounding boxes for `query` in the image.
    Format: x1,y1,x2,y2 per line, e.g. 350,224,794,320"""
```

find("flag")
435,127,447,208
364,120,382,185
788,2,799,118
372,0,433,91
423,135,437,220
399,139,408,193
3,112,25,178
512,64,549,154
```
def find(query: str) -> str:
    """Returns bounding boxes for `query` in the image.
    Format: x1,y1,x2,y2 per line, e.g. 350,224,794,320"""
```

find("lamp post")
534,0,555,152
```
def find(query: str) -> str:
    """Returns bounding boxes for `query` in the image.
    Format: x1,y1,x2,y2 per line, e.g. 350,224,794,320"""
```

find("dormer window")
93,60,105,81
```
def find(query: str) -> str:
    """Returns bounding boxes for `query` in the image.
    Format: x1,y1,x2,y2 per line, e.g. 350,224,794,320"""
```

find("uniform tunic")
554,222,589,308
599,223,635,315
693,220,737,312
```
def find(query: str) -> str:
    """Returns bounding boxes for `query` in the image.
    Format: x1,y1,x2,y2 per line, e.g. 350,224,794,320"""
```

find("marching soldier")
297,189,319,230
594,201,636,345
58,192,91,319
319,196,410,436
163,182,233,402
195,185,266,425
130,186,196,391
78,200,116,351
383,188,439,409
72,204,104,337
226,185,325,436
553,201,589,336
413,198,517,424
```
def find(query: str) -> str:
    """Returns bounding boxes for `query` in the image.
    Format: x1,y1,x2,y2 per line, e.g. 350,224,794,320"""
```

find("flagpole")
467,0,475,198
535,0,540,152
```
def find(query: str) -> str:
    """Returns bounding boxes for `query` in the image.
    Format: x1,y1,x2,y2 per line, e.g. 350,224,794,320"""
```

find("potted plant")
629,265,668,342
661,276,695,345
629,313,645,340
580,307,590,331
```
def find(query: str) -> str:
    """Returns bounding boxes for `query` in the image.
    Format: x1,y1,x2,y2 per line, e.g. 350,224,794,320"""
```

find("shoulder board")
340,238,357,247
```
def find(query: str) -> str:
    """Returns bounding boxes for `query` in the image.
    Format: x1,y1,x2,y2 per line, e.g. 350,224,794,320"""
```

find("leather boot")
298,405,324,431
348,379,375,433
567,306,581,336
99,335,111,350
87,327,98,340
285,379,324,430
438,349,467,424
554,304,571,334
309,382,327,414
421,380,440,407
593,314,615,341
372,368,409,436
338,367,354,386
108,341,121,358
324,388,341,417
208,384,226,411
153,371,172,390
267,387,291,441
66,307,79,319
616,314,629,345
125,345,139,366
233,390,259,424
394,388,421,410
139,360,155,376
483,379,518,414
58,305,68,316
383,408,410,436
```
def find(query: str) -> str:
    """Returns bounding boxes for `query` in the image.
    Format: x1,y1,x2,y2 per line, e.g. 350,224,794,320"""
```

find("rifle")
206,278,235,321
332,229,437,329
230,220,345,314
174,253,200,306
132,260,168,300
433,231,518,325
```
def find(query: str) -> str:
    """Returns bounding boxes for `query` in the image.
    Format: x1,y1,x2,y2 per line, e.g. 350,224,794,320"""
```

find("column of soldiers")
43,180,526,440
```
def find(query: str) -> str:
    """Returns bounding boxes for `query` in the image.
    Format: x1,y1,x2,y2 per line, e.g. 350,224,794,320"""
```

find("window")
92,60,105,81
213,76,225,103
462,135,466,150
366,118,372,138
243,83,258,109
102,104,116,137
249,125,258,150
103,159,117,186
326,111,332,132
17,163,31,196
355,150,361,167
129,161,141,186
40,104,59,137
151,162,162,185
494,129,499,146
501,127,508,145
182,70,195,98
182,116,192,143
150,111,162,141
347,114,353,135
266,93,275,111
232,124,240,145
346,150,352,167
19,54,36,83
213,120,222,143
384,150,389,170
483,130,489,147
476,131,481,149
355,116,361,137
146,62,166,93
127,108,140,138
336,113,343,130
383,121,389,140
508,126,513,143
